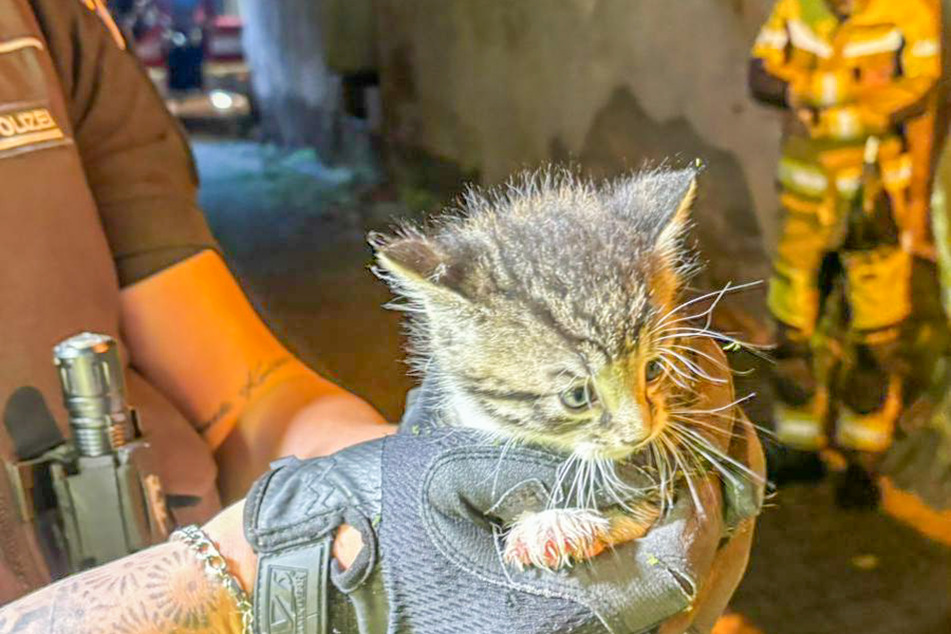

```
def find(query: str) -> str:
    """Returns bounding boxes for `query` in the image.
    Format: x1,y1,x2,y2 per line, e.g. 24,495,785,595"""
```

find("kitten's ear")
372,233,468,301
653,167,698,254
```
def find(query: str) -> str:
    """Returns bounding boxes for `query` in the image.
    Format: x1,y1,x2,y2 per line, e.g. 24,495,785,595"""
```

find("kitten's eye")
645,358,664,383
559,383,596,411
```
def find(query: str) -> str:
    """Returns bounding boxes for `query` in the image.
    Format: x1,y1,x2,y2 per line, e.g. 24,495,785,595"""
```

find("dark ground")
193,138,951,634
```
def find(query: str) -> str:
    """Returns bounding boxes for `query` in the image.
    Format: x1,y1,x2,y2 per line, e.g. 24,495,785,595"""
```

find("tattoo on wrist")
197,356,291,432
239,357,291,399
198,401,235,432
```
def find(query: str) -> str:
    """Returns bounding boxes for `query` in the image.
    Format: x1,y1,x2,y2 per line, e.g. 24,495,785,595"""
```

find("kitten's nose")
618,422,650,445
612,398,650,445
599,373,651,445
620,430,647,445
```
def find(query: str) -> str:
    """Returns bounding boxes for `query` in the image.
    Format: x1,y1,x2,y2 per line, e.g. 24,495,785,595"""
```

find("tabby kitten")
373,167,738,570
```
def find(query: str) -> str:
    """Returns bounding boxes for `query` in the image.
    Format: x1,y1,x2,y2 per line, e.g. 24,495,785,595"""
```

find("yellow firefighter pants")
768,138,912,453
768,141,912,338
769,203,911,338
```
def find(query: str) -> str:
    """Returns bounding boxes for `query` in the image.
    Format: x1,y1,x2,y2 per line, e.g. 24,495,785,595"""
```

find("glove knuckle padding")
413,441,711,633
245,394,764,634
246,441,384,552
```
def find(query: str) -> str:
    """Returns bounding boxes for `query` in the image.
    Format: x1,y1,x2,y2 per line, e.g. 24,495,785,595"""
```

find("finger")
333,523,365,570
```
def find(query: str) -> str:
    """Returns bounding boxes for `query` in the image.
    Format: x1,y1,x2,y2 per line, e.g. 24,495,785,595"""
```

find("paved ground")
193,138,951,634
729,482,951,633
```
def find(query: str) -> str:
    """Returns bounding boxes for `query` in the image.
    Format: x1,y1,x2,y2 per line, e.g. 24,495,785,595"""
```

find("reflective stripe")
779,159,828,197
788,19,833,58
829,108,862,139
777,415,827,450
780,148,901,198
780,192,824,214
836,421,892,452
835,168,861,196
777,417,823,439
860,326,901,346
843,29,903,58
819,73,840,106
910,39,939,58
837,377,901,452
79,0,126,49
0,37,44,55
756,28,789,50
0,128,64,153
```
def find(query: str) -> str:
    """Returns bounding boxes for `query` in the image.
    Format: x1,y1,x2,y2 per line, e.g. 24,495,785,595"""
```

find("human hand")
332,523,364,570
245,398,764,634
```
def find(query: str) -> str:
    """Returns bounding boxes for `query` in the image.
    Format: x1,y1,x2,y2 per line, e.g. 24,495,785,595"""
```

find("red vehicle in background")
112,0,254,134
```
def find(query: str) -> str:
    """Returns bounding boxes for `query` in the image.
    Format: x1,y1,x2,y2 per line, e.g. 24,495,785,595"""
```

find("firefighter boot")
834,373,902,509
771,345,830,484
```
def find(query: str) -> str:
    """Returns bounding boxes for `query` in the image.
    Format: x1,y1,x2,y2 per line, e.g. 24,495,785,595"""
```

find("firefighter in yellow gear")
749,0,941,498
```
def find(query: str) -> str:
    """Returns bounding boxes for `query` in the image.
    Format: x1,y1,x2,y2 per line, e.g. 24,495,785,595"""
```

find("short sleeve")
29,0,219,286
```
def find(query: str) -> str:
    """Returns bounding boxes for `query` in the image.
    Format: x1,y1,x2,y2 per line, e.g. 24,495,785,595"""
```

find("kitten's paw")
605,502,662,542
503,509,611,571
502,503,662,570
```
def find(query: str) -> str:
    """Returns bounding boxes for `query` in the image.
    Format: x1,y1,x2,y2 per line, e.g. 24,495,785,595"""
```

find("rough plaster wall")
378,0,783,245
238,0,340,150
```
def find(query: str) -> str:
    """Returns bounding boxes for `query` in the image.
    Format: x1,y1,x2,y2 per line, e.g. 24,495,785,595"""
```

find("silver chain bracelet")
171,524,254,634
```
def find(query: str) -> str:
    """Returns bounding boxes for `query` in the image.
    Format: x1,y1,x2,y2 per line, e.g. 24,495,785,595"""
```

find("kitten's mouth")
578,441,641,462
634,428,665,450
581,429,663,461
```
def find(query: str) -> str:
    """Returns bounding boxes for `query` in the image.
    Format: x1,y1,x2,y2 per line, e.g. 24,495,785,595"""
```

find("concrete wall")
377,0,782,338
378,0,779,219
238,0,340,151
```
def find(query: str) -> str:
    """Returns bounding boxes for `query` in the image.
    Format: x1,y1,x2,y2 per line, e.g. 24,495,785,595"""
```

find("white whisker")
650,281,763,332
675,426,766,484
669,415,743,440
656,351,700,387
667,425,743,488
657,347,727,384
671,393,756,416
666,344,732,374
661,433,705,518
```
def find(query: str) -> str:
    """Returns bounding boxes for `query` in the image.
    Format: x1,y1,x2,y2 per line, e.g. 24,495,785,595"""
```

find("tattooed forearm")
198,400,235,432
0,542,243,634
240,357,291,399
197,356,292,432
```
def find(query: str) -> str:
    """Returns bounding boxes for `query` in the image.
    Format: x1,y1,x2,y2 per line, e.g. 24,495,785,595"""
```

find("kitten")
373,167,743,570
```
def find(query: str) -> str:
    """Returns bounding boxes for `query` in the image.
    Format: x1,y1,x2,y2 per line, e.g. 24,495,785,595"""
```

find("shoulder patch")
79,0,126,50
0,106,67,158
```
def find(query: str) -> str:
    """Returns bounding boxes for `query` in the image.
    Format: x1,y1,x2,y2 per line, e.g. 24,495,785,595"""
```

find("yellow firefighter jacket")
752,0,940,239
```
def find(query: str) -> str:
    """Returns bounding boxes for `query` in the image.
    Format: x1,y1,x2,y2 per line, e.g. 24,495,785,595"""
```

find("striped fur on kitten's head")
374,167,700,460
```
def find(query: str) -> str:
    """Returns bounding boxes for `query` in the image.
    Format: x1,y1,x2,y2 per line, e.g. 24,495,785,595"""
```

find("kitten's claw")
503,505,661,571
503,509,611,571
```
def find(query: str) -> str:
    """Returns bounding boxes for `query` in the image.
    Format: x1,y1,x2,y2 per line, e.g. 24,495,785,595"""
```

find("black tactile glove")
244,400,763,634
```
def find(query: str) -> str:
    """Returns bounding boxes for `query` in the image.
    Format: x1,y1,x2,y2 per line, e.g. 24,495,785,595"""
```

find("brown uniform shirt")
0,0,220,601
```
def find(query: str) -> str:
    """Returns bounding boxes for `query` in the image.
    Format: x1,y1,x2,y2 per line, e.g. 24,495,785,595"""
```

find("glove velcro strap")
254,539,331,634
244,442,386,634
